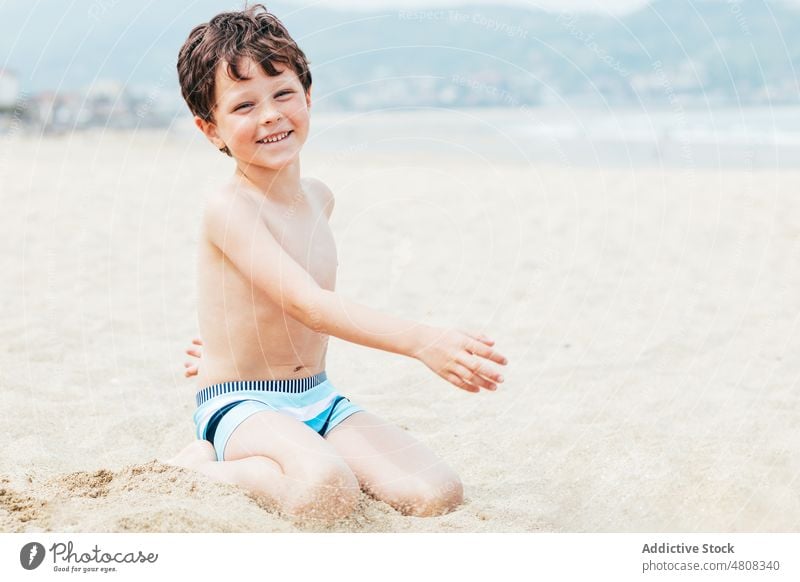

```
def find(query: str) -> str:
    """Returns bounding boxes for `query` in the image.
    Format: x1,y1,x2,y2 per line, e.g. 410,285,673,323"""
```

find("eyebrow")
223,79,294,102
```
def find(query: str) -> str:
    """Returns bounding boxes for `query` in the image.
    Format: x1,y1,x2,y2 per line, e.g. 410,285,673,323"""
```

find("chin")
259,154,300,170
238,147,294,166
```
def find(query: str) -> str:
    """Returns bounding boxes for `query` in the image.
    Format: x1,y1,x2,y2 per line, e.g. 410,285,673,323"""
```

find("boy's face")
196,57,311,169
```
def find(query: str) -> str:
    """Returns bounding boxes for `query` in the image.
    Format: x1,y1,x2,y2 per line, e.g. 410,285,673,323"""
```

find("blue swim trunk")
193,371,363,461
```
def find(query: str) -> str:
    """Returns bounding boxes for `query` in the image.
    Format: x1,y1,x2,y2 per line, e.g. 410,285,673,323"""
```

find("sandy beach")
1,120,799,532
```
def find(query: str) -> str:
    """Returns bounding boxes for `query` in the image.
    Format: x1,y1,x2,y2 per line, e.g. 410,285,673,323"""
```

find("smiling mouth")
257,130,293,144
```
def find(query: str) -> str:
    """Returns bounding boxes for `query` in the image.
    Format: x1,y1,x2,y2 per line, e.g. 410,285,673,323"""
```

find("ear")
194,115,226,151
305,85,312,109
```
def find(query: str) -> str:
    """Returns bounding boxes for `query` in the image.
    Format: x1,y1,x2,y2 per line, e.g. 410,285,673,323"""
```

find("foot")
165,440,217,471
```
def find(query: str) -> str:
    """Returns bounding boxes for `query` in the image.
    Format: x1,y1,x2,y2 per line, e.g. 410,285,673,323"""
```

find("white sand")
1,127,799,532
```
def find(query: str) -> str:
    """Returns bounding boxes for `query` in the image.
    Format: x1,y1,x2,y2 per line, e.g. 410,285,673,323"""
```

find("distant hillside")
0,0,797,109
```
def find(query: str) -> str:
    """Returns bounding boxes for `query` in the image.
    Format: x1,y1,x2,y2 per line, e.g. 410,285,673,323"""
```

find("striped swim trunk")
193,371,363,461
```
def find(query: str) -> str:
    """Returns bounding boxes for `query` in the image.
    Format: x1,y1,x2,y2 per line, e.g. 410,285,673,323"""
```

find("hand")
183,337,203,378
412,326,508,393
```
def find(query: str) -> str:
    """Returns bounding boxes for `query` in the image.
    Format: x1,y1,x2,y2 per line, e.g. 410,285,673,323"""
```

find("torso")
194,177,337,389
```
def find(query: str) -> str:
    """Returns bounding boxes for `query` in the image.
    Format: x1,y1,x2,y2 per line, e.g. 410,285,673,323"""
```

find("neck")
234,157,302,205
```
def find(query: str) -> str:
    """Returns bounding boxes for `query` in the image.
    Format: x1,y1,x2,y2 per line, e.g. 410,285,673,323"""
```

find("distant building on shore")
0,69,20,109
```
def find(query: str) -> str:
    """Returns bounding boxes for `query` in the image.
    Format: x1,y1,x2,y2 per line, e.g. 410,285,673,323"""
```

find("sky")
282,0,800,13
281,0,651,15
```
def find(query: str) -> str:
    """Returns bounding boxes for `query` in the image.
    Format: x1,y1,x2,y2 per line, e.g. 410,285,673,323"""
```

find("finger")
192,338,203,345
456,353,504,384
452,362,497,391
461,329,495,346
476,376,497,391
467,341,508,366
445,372,480,393
465,373,496,391
185,348,201,358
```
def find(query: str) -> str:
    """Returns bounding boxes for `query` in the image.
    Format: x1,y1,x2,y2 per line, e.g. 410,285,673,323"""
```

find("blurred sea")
309,106,800,169
167,105,800,169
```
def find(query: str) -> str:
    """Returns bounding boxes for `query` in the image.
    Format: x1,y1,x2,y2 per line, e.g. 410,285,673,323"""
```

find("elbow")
294,289,330,334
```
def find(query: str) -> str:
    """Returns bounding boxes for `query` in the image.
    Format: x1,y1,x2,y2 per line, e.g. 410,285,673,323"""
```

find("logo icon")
20,542,46,570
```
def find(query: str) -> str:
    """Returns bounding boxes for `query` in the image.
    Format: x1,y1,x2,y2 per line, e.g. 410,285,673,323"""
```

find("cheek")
285,100,308,120
289,109,310,132
229,121,253,142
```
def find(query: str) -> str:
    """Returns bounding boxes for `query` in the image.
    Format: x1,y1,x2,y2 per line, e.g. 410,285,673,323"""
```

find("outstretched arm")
199,190,508,392
306,292,507,392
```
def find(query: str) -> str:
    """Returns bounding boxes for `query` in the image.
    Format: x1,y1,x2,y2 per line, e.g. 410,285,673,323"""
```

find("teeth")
260,131,290,143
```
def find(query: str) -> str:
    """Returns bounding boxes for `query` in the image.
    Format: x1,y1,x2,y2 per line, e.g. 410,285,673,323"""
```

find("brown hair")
177,4,312,126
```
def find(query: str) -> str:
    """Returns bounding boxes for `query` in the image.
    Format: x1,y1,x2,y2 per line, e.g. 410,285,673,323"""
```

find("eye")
275,90,294,98
234,102,253,111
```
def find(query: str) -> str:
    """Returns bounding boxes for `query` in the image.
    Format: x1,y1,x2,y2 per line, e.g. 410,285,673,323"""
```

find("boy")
168,5,508,521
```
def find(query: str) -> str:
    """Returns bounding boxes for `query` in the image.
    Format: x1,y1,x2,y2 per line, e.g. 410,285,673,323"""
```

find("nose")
259,103,282,125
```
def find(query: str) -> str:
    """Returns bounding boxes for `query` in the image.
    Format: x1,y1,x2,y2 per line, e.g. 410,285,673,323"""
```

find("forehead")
214,58,299,100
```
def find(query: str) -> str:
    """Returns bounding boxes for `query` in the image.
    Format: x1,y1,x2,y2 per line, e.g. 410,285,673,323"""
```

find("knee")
396,473,464,517
286,463,360,521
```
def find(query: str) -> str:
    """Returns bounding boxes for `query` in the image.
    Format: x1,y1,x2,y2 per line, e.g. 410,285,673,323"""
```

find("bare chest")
260,204,338,290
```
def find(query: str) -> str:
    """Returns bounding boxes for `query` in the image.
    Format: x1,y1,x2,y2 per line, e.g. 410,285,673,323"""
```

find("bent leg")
171,410,360,521
324,412,463,516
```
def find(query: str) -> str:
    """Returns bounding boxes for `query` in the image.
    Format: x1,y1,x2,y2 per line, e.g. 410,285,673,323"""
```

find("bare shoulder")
302,176,335,220
202,186,235,224
201,185,258,238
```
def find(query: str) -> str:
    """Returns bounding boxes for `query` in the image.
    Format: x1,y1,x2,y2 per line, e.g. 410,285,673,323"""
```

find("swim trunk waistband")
195,371,328,407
